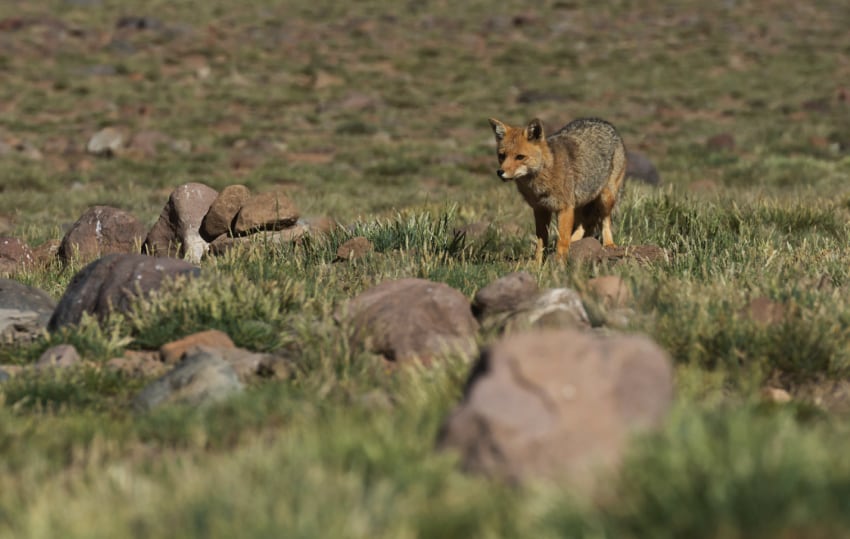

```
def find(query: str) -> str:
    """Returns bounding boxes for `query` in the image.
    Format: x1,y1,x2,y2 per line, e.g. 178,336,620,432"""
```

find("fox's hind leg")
600,166,625,248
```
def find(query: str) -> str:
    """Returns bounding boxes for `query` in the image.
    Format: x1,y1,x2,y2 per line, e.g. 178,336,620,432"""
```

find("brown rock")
143,182,219,262
107,350,167,378
335,236,373,261
160,329,235,365
302,216,338,237
438,329,674,492
233,190,299,235
31,240,61,267
338,278,479,364
58,206,146,264
0,237,34,275
48,253,199,331
472,272,539,322
208,226,309,257
586,276,632,309
568,237,603,263
35,344,81,369
200,184,252,240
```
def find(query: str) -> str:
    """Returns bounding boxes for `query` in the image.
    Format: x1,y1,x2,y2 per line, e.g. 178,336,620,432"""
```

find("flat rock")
335,236,373,262
143,182,219,262
48,253,199,331
132,348,243,413
200,184,252,240
58,206,146,264
338,278,479,364
0,279,56,344
0,237,34,276
160,329,235,365
207,226,309,257
438,329,674,492
233,190,299,235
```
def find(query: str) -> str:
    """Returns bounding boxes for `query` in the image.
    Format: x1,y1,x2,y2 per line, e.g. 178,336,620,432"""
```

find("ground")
1,1,850,537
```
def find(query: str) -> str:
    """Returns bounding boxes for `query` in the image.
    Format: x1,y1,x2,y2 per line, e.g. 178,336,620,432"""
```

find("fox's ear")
488,118,506,140
526,118,544,141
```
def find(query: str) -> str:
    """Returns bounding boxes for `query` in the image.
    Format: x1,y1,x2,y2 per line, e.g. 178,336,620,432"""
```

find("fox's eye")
515,154,526,161
498,152,506,162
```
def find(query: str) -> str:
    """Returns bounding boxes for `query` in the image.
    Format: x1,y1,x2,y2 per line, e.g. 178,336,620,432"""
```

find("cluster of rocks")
0,182,336,273
0,249,803,495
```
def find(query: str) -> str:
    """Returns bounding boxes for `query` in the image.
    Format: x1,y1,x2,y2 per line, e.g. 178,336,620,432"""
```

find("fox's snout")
496,169,509,181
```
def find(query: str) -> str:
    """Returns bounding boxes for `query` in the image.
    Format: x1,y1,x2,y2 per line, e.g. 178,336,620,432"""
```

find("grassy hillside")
1,1,850,537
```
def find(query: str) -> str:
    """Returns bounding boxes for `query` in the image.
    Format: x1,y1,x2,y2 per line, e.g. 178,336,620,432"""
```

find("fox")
488,117,626,263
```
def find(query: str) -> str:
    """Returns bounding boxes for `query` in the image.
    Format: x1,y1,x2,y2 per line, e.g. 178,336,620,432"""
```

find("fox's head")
488,118,548,181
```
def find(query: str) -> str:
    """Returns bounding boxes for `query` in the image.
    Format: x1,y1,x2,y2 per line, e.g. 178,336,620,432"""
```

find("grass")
1,0,850,537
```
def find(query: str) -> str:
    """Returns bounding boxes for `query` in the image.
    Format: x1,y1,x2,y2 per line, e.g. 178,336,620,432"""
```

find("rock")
472,272,539,322
503,288,590,333
217,347,273,381
706,133,736,152
761,387,792,404
586,276,632,309
200,184,252,240
741,296,786,326
302,216,338,237
48,253,199,331
0,279,56,344
87,127,126,157
160,329,235,365
127,130,172,158
142,182,219,262
58,206,147,264
35,344,81,369
338,278,479,364
335,236,373,262
438,329,674,492
207,226,310,257
31,240,61,267
132,348,243,413
233,190,299,235
453,221,493,244
0,237,34,275
625,150,661,186
568,237,603,263
106,350,167,378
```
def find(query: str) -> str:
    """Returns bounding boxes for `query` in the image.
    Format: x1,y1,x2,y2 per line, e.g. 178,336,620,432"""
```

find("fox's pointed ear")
526,118,544,141
488,118,506,140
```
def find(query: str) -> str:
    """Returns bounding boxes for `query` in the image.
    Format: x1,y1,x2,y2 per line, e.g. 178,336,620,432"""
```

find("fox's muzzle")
497,169,510,182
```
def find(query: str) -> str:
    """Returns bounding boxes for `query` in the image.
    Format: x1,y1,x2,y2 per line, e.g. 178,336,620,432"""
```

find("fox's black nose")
496,169,505,179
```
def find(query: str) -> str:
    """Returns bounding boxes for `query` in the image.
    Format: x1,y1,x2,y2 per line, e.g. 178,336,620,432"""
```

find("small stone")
132,348,243,412
625,150,661,186
568,237,603,263
586,275,632,309
0,237,34,275
106,350,167,378
335,237,373,261
472,272,539,322
87,127,126,157
233,190,299,235
503,288,590,333
761,387,792,404
35,344,81,369
160,329,235,365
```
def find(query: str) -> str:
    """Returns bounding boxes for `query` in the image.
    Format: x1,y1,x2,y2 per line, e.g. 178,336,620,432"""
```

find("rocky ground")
1,1,850,538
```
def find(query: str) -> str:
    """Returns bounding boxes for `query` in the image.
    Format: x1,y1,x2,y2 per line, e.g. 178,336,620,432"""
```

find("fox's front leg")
556,207,576,261
533,207,551,265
